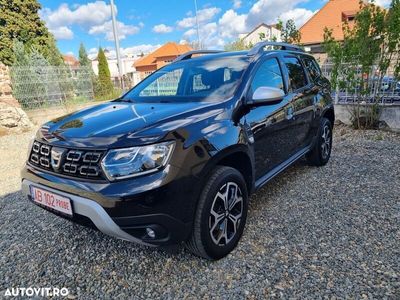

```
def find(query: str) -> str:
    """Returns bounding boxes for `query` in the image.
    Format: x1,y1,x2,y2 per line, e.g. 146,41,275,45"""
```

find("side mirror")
250,87,285,105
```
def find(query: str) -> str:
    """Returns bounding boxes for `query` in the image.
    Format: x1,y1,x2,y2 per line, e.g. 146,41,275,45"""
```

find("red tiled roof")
300,0,362,45
134,42,192,68
63,55,79,67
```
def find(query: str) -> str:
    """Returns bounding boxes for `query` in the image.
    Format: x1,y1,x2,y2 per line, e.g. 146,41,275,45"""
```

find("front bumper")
21,163,201,247
22,179,156,247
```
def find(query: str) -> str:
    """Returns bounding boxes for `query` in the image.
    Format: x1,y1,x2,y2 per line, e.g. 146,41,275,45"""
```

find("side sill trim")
21,179,156,247
255,146,311,190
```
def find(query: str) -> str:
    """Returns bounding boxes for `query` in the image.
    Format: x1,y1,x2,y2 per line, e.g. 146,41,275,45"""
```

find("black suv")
22,42,334,260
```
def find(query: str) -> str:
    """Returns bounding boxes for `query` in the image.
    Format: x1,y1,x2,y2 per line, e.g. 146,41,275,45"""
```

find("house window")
342,12,356,22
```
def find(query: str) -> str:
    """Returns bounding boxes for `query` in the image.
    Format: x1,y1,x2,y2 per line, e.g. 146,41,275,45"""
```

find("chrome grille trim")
28,141,105,180
31,153,39,164
32,142,40,153
67,150,83,162
39,157,50,168
63,163,78,174
79,166,99,176
83,152,101,163
40,145,50,156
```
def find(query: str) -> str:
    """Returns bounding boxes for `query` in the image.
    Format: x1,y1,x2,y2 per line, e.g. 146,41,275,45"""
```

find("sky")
38,0,392,58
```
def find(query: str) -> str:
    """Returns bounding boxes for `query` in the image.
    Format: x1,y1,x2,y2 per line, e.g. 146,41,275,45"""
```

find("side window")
284,57,308,91
302,56,321,81
251,58,284,93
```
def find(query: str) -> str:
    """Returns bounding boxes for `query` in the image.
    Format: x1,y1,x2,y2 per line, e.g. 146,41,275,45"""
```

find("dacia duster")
22,42,334,260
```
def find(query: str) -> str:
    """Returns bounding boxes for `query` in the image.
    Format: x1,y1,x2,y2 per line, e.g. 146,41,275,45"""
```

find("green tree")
277,19,302,44
0,0,63,66
323,0,400,129
12,40,29,67
96,47,113,96
11,40,50,107
78,43,91,67
77,43,96,100
224,39,252,51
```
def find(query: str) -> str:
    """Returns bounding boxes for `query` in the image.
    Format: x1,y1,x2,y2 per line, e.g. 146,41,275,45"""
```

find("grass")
94,88,123,102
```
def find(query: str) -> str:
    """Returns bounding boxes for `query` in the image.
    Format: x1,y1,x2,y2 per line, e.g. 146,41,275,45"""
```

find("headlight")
101,141,175,180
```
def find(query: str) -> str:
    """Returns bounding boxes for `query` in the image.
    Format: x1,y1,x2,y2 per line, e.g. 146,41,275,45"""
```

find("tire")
186,166,249,260
306,117,333,166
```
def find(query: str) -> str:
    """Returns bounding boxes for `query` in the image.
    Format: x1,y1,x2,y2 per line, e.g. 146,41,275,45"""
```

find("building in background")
300,0,362,62
134,42,192,79
239,23,281,46
63,55,79,70
91,51,146,88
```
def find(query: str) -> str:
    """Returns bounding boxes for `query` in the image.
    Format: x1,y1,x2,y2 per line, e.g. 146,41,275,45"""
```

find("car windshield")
121,55,250,103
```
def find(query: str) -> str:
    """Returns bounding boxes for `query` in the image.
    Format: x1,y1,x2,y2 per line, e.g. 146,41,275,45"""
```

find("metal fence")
10,66,95,110
9,63,400,110
320,63,400,105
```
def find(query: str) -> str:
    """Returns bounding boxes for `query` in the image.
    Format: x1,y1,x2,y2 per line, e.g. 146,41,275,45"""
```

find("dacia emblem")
51,147,66,170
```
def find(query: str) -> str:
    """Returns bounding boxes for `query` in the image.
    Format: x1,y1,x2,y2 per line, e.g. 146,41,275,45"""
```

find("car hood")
39,101,225,148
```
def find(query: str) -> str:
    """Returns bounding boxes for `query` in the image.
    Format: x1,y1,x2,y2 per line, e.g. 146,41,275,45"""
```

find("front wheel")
186,166,248,260
306,117,333,166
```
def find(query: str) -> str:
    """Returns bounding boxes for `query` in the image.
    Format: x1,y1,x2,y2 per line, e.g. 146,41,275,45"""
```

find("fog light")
146,228,156,238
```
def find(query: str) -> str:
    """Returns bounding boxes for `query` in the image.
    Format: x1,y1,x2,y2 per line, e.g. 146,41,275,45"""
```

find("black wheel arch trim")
196,144,255,194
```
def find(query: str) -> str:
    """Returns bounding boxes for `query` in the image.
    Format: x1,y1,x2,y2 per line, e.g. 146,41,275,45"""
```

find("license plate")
30,186,73,216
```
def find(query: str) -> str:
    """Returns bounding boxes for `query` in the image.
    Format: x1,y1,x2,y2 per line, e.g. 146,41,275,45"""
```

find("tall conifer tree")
0,0,63,65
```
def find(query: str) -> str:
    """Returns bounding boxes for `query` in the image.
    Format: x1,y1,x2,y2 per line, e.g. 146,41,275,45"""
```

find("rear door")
281,55,316,152
301,55,326,138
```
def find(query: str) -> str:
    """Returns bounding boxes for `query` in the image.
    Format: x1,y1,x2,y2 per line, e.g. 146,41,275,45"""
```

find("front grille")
29,141,106,180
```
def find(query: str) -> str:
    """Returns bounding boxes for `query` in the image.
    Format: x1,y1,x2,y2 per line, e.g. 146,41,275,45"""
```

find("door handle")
286,106,294,120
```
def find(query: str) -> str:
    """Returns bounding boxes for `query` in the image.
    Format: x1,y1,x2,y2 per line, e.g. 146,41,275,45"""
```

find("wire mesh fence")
320,63,400,105
9,63,400,110
10,66,95,110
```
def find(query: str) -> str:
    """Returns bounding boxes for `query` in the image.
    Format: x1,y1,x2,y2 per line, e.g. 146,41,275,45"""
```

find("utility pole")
110,0,125,90
194,0,201,49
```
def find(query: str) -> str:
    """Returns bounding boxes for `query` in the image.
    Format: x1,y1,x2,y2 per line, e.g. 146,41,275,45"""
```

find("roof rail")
248,42,304,56
173,50,224,62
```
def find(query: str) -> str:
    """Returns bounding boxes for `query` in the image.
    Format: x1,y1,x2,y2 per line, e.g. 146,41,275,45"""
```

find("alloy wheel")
321,125,331,159
209,182,243,246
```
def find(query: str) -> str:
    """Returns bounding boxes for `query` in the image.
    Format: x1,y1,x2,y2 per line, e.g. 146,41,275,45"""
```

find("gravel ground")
0,126,399,299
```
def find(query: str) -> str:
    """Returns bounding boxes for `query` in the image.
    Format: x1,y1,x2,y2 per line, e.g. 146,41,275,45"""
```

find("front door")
244,57,295,180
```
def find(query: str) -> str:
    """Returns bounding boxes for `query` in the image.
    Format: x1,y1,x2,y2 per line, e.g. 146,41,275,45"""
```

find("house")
91,51,145,87
133,42,192,79
63,55,79,69
299,0,362,61
239,23,281,46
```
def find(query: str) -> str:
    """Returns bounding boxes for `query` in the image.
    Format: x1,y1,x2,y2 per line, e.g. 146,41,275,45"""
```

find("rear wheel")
186,166,248,260
306,117,333,166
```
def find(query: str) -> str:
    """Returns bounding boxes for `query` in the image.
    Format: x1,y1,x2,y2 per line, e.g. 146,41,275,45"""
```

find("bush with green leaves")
323,0,400,129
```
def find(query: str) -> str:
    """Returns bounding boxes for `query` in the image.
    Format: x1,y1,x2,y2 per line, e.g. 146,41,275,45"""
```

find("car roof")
180,49,314,64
